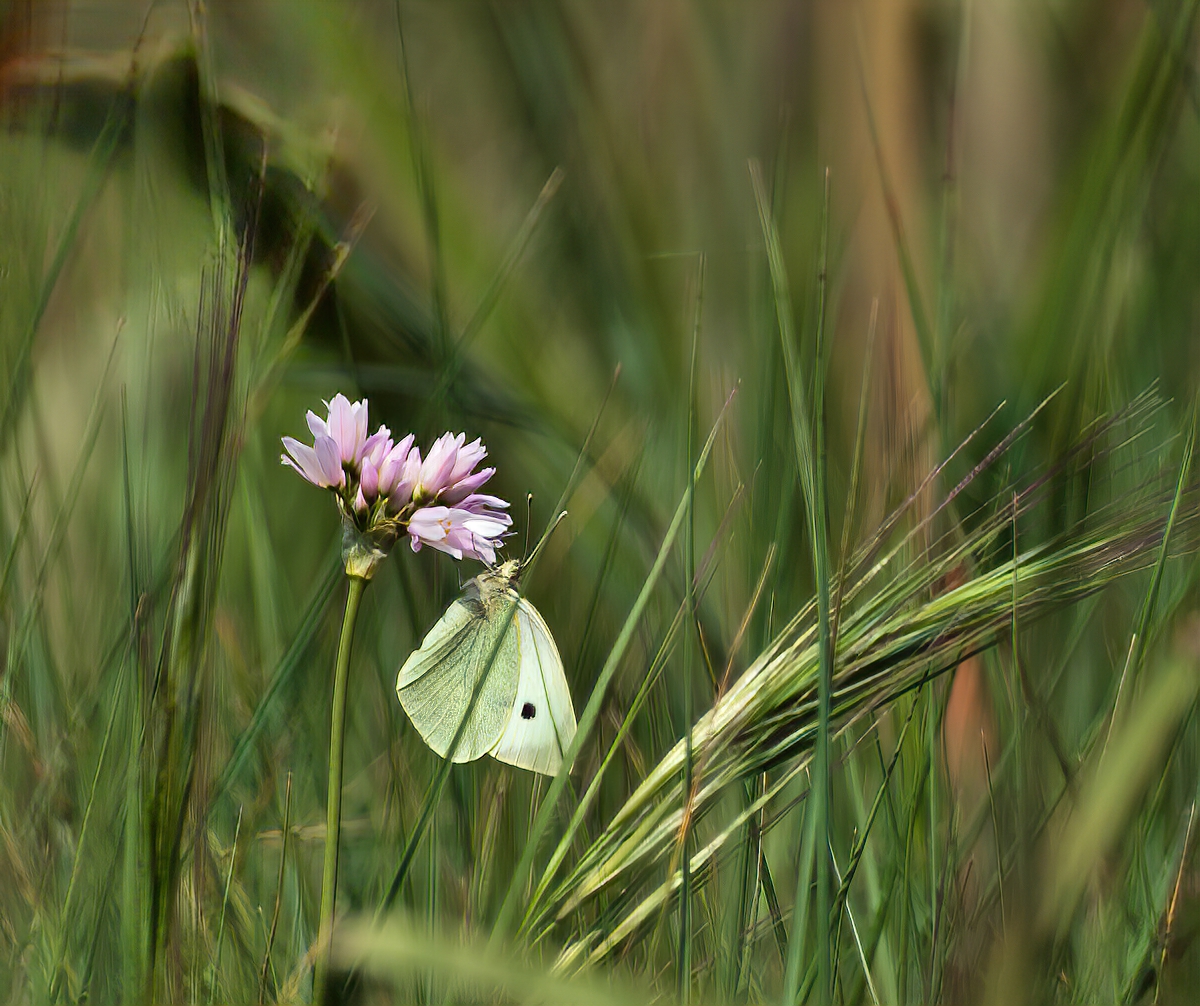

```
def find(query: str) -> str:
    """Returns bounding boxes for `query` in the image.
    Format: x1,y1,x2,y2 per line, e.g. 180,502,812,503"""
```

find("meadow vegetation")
1,2,1200,1003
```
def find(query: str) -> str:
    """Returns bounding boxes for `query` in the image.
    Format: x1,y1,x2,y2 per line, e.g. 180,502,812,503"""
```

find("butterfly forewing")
489,598,578,775
396,587,521,763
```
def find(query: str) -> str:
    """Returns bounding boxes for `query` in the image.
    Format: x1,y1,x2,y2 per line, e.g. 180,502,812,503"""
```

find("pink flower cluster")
282,394,510,564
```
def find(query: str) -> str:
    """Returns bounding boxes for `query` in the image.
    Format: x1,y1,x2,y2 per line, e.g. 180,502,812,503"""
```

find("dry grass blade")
1040,654,1200,941
335,917,645,1006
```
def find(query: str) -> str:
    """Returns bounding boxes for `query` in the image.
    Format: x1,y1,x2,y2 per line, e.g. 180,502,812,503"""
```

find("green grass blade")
677,253,704,1005
751,158,835,1005
783,783,816,1005
47,653,129,1002
208,807,243,1005
1106,411,1195,743
209,555,341,803
489,392,735,947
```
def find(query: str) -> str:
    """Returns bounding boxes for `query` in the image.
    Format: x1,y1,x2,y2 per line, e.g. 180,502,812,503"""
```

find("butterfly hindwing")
396,587,521,763
489,598,578,775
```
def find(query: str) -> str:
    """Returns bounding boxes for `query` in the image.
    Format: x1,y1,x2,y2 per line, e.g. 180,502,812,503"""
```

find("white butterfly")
396,558,577,775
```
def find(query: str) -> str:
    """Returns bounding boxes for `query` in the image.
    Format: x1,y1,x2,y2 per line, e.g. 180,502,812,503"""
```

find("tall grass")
2,2,1200,1003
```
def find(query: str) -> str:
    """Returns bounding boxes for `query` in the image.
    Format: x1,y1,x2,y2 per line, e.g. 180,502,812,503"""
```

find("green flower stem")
313,573,367,1004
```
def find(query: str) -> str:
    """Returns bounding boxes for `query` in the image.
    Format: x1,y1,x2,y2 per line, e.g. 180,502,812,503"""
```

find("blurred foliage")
2,0,1200,1003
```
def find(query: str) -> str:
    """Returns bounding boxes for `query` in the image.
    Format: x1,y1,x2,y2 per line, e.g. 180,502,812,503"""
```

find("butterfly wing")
488,598,577,775
396,588,521,763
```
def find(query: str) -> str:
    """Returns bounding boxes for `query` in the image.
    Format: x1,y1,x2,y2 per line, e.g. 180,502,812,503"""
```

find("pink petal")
424,537,464,561
447,438,487,484
397,447,422,496
281,453,317,485
378,434,415,497
352,399,370,456
361,458,379,499
326,394,360,464
460,514,510,539
362,426,393,467
407,508,462,559
418,432,463,497
408,506,450,541
451,523,497,565
306,410,330,440
440,466,495,504
460,492,510,512
313,435,345,488
281,437,327,486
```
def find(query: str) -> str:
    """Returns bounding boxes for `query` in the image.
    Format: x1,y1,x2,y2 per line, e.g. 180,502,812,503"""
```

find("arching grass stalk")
538,390,1193,969
313,574,367,1005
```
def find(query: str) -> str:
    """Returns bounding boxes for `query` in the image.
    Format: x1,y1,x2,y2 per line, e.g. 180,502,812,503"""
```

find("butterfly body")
397,560,577,775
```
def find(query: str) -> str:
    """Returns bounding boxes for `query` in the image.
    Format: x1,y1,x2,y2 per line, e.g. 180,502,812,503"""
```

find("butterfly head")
495,558,522,583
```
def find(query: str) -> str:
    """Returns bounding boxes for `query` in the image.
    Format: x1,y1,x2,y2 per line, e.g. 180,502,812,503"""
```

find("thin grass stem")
676,252,705,1005
1105,411,1195,751
47,652,129,1003
208,807,243,1006
259,772,293,1004
313,574,367,1005
751,158,834,1004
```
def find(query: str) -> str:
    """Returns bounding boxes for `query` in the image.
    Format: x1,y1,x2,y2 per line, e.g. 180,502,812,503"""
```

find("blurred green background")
2,1,1200,1003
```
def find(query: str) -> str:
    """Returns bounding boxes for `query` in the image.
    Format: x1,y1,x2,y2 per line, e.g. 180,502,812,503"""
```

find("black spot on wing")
521,702,536,719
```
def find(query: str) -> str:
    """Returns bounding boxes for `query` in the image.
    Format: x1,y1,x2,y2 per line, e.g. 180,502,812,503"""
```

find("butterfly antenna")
521,493,534,563
525,509,568,571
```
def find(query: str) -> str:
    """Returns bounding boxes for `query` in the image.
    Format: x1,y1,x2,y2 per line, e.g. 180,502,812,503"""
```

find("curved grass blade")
0,94,129,449
1104,410,1195,748
489,389,737,948
209,554,341,803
